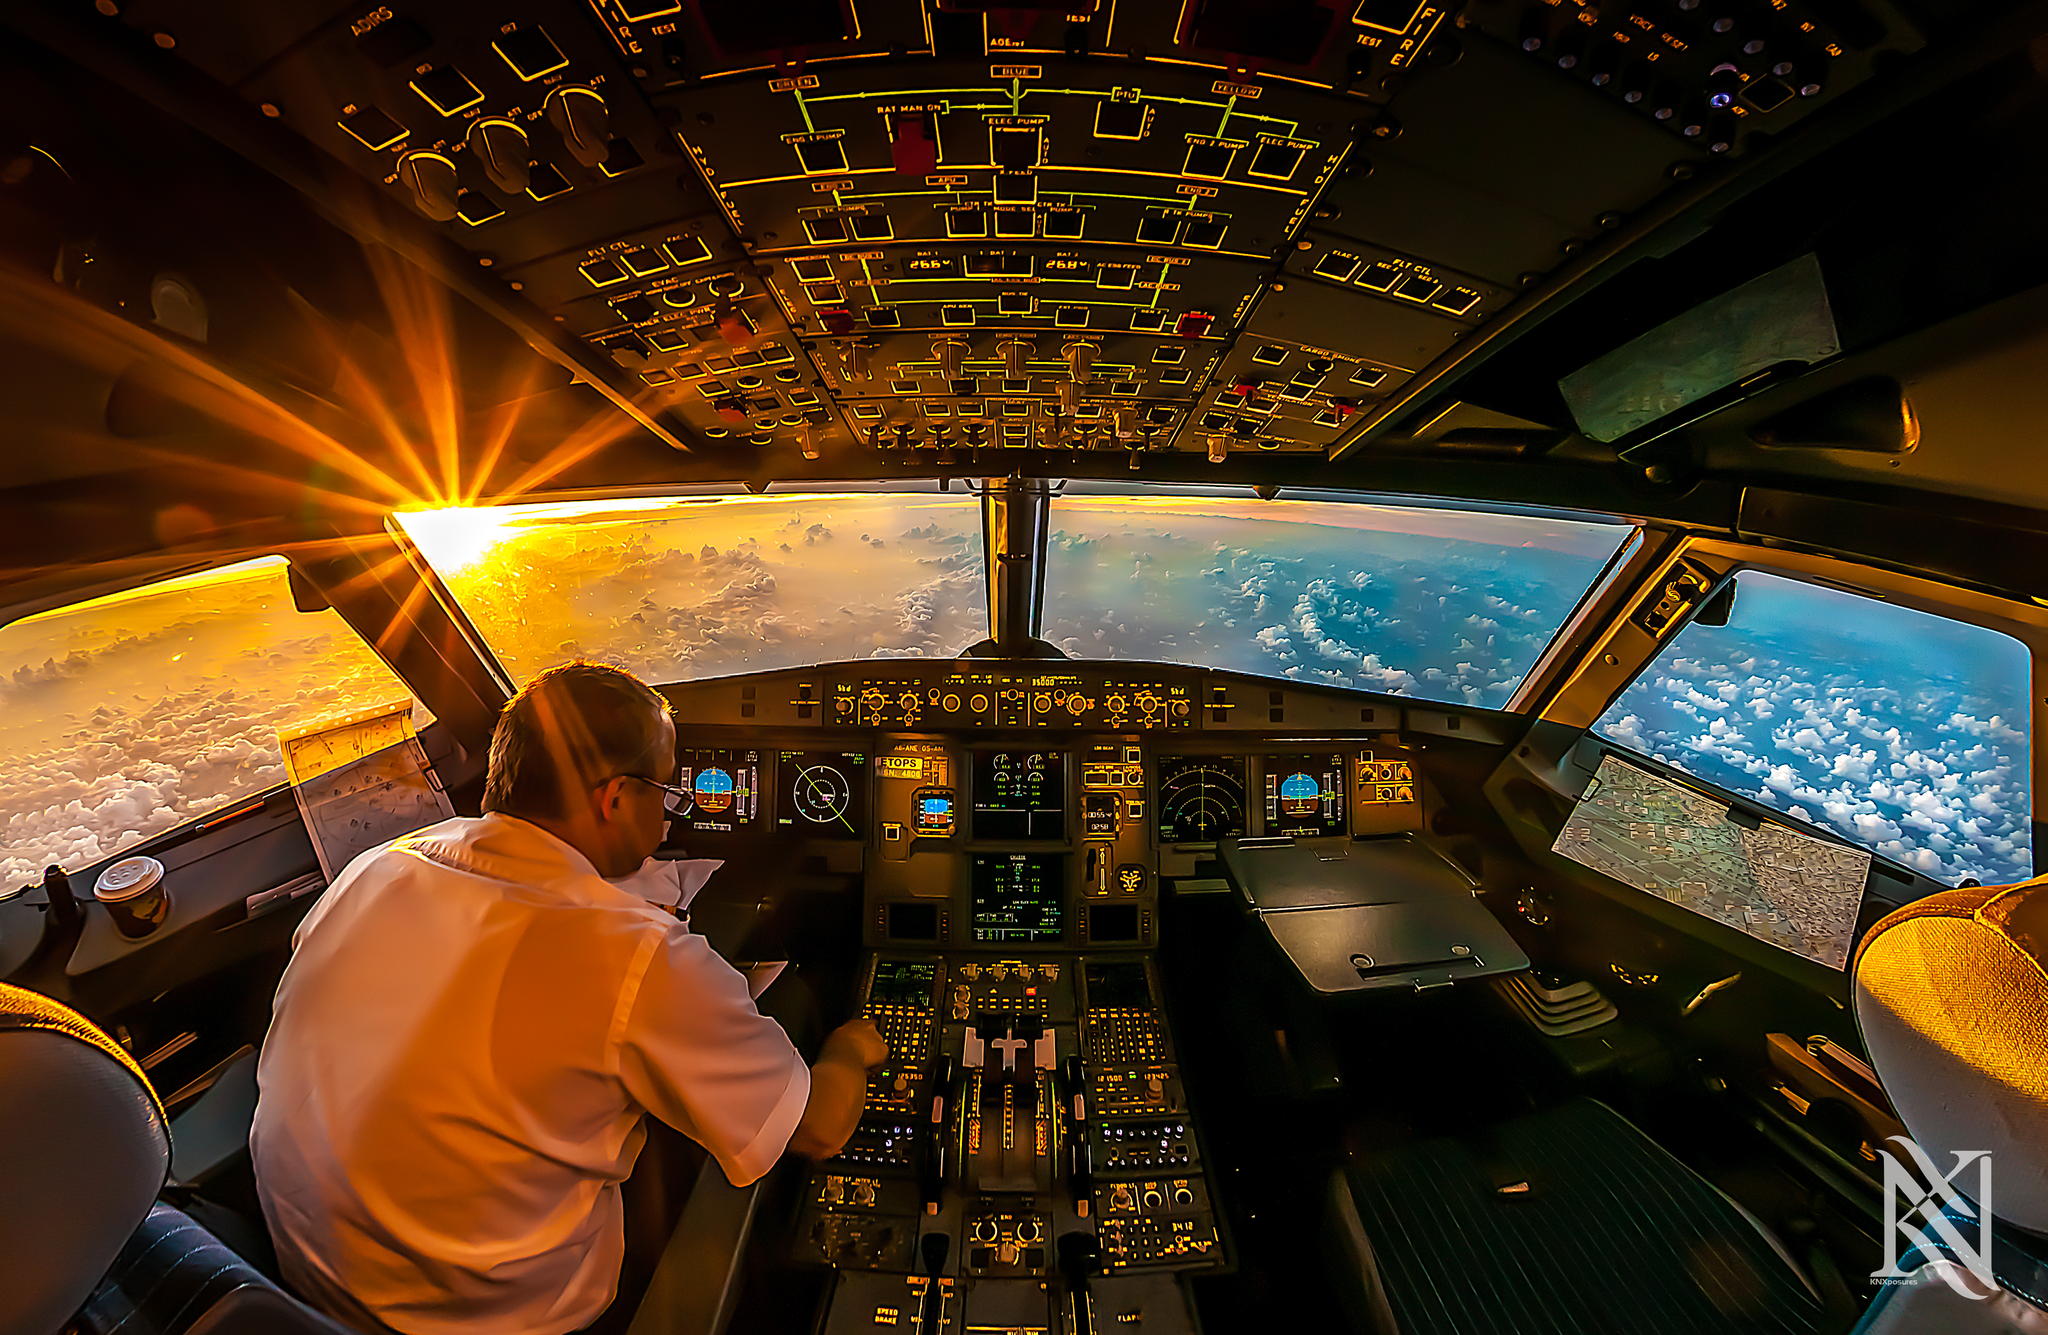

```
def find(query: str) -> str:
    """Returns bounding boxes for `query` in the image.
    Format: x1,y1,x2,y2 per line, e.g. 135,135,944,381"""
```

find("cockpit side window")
0,556,428,890
1593,569,2034,887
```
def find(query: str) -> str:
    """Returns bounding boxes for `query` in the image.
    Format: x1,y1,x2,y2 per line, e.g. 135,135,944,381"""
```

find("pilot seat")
0,981,349,1335
1850,880,2048,1333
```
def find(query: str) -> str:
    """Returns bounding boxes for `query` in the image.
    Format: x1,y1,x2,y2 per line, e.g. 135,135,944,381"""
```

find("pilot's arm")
615,925,886,1183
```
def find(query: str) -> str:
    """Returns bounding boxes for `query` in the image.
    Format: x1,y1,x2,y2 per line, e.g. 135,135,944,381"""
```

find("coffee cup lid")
95,856,165,903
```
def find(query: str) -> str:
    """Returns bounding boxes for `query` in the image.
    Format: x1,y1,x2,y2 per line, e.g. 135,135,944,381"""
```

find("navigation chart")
1553,754,1872,969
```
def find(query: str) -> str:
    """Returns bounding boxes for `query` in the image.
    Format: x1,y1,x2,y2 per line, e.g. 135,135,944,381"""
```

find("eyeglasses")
620,772,692,818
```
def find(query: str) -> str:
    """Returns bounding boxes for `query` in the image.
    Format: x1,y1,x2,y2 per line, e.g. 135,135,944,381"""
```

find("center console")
801,951,1219,1334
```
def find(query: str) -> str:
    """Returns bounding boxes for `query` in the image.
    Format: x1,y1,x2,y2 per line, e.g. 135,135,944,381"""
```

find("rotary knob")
544,85,611,167
465,117,531,194
397,151,460,221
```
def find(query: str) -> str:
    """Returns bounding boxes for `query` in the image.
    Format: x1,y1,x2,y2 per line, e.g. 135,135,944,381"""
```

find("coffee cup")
94,856,169,938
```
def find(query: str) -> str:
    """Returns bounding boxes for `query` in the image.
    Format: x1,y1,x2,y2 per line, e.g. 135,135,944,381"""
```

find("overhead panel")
114,0,1937,464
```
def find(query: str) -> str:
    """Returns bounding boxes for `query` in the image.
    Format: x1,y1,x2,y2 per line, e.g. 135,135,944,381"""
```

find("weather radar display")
677,749,764,833
1156,755,1247,844
1263,753,1346,837
777,750,868,839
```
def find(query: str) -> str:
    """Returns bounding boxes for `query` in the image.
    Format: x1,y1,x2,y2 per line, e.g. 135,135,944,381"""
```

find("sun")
396,506,522,577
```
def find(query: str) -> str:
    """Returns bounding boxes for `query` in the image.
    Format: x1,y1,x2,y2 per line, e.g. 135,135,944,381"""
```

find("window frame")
1541,535,2048,885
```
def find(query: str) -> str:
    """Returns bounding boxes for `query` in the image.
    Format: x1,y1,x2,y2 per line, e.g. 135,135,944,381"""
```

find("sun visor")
1559,253,1839,446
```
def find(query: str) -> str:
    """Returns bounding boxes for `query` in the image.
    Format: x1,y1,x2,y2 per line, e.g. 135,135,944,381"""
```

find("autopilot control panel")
801,954,1215,1335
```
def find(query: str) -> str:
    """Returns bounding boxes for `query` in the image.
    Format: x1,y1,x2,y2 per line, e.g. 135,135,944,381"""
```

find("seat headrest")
1853,881,2048,1234
0,982,170,1335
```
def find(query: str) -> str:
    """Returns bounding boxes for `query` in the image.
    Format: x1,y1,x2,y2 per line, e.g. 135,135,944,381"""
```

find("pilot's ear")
593,775,633,822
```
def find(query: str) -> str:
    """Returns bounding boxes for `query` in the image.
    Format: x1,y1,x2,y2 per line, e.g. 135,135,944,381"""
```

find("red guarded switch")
1175,311,1213,339
889,112,938,176
820,308,857,336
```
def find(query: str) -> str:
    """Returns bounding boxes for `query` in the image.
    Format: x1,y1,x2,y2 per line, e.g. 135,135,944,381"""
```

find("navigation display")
677,748,764,833
1263,753,1346,837
970,853,1065,942
1156,755,1247,843
973,750,1066,840
777,750,868,839
1553,754,1872,969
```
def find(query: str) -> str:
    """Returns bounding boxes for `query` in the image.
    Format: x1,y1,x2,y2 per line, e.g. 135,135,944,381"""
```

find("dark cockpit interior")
8,0,2048,1332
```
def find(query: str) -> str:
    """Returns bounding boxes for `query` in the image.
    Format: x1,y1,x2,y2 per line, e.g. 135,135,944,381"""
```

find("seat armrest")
168,1049,259,1190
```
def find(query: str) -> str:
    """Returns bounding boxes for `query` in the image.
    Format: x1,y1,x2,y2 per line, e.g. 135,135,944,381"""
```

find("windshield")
397,491,986,685
1042,490,1630,708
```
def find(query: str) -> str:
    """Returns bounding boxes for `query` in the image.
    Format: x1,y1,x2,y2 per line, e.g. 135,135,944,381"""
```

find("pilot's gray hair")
482,661,670,820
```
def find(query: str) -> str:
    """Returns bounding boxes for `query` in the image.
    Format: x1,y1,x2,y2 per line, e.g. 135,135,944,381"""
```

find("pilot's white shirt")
251,813,811,1335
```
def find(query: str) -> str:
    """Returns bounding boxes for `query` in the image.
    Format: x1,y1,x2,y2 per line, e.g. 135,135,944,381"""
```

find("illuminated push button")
1248,139,1305,180
579,255,630,287
493,26,569,81
795,137,848,174
455,191,504,225
525,162,573,200
410,65,484,116
991,124,1041,169
1094,97,1146,139
338,105,408,151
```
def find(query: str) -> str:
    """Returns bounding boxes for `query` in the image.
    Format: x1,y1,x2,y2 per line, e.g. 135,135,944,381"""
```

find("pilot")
250,661,888,1335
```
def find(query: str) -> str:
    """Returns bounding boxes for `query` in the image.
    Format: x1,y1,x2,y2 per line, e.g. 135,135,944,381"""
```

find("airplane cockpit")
6,1,2048,1332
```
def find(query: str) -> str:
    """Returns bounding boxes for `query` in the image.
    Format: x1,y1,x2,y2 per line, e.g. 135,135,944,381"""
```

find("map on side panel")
1553,754,1871,969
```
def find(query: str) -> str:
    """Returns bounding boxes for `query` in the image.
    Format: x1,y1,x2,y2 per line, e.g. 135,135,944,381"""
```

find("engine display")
777,749,868,839
973,750,1067,840
677,748,765,833
1155,755,1247,844
970,853,1065,943
1262,752,1347,837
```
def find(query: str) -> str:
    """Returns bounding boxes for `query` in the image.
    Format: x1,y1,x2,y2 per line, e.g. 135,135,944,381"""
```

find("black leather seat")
0,982,350,1335
1328,1098,1824,1335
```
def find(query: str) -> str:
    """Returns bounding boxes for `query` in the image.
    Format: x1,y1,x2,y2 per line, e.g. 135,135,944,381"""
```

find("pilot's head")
482,661,678,878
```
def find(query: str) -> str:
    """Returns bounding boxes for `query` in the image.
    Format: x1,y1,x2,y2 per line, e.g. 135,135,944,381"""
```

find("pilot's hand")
823,1017,890,1072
